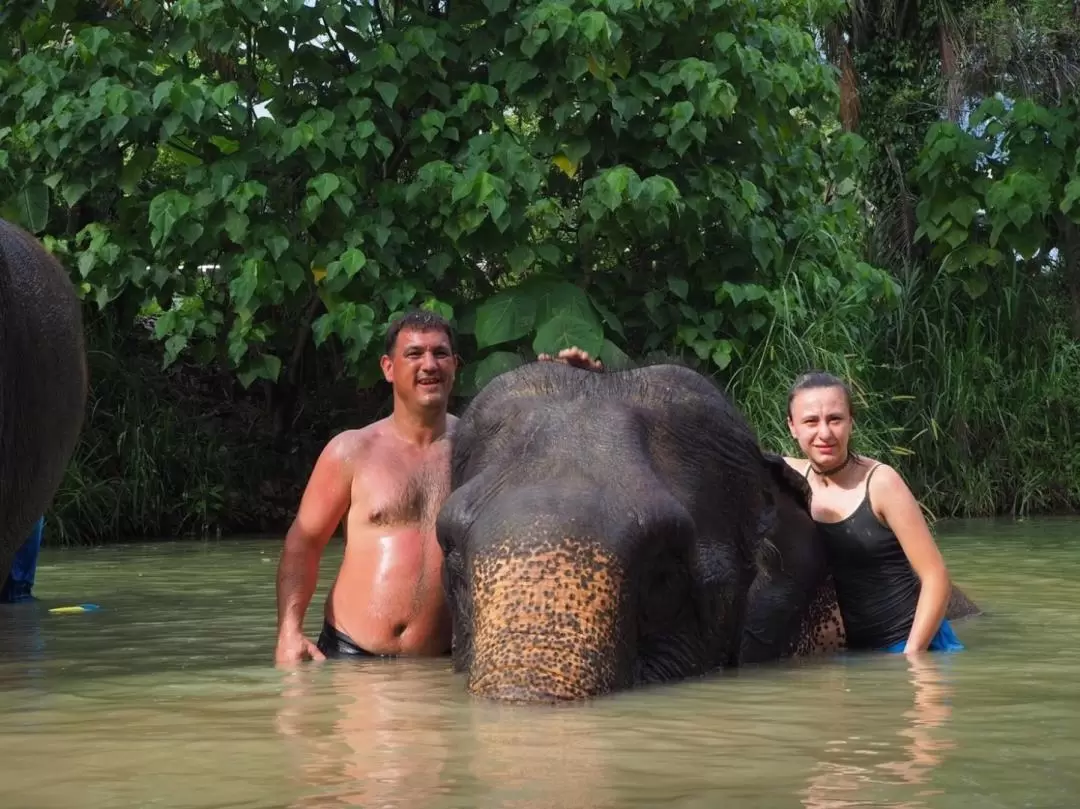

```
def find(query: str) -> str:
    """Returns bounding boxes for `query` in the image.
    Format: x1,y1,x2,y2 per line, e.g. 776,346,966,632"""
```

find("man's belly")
325,529,450,656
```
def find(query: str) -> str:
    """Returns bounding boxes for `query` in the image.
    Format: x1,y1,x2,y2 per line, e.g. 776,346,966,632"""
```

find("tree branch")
372,0,389,34
286,293,324,389
321,14,352,62
246,27,258,131
383,139,411,180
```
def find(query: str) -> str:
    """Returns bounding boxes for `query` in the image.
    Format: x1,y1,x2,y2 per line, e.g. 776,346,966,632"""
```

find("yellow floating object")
48,604,100,614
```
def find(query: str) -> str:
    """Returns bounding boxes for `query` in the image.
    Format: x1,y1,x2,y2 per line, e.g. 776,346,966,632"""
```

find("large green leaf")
16,183,49,233
457,350,525,397
527,279,604,335
474,288,537,349
598,339,632,370
532,311,604,356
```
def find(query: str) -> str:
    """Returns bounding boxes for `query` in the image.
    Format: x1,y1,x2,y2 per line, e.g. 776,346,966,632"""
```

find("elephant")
436,358,980,702
0,218,88,587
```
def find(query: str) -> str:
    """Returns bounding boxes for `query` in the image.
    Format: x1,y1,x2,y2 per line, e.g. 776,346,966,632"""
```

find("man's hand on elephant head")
537,347,604,371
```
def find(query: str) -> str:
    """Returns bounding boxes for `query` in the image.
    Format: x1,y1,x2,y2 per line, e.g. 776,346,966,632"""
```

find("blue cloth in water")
882,618,964,653
0,517,45,604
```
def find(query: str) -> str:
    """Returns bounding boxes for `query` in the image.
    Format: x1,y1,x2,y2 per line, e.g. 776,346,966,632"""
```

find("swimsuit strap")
863,462,883,510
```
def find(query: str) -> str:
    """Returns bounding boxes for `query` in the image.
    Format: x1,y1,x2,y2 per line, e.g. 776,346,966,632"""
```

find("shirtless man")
274,308,602,663
274,309,459,662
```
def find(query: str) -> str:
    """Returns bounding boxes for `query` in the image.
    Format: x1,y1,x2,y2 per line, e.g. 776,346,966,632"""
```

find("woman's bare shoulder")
860,456,898,479
781,456,810,475
864,460,910,491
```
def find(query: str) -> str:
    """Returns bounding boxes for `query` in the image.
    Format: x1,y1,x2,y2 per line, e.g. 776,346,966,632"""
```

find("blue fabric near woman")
882,619,965,654
0,516,44,603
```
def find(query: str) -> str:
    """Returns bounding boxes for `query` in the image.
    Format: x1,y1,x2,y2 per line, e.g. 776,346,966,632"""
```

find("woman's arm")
870,465,952,653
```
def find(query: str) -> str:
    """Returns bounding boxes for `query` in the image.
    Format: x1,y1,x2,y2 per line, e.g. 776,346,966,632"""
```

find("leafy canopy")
0,0,893,394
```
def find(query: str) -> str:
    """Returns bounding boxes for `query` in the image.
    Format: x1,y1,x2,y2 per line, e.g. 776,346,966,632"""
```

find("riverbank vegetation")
2,0,1078,544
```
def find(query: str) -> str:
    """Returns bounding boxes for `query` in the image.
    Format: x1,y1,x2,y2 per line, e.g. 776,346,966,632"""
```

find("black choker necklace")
811,452,856,477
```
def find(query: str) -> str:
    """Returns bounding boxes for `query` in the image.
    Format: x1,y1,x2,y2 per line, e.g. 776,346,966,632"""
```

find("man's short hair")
384,308,456,355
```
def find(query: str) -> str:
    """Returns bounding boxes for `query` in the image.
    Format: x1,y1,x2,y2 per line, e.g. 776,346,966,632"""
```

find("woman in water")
783,371,963,654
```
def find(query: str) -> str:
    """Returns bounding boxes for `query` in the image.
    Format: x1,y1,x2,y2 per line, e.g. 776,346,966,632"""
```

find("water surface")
0,518,1075,808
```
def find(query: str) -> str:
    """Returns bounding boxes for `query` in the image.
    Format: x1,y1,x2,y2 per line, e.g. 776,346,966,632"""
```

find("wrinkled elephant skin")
438,361,980,703
0,220,87,585
438,360,799,701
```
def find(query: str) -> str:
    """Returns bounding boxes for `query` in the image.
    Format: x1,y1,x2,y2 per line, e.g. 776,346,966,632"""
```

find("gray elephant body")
0,219,87,584
437,359,979,702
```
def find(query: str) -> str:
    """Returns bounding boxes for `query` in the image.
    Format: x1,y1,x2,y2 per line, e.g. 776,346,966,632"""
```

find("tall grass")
43,318,386,546
47,342,232,546
727,262,1080,519
879,264,1080,516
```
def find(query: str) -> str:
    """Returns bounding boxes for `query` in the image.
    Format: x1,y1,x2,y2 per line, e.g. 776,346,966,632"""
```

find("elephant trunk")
467,538,632,702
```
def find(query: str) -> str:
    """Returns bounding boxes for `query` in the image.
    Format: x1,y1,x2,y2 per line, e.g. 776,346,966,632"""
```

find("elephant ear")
761,452,812,513
747,453,790,578
741,450,836,663
751,478,781,576
748,453,811,574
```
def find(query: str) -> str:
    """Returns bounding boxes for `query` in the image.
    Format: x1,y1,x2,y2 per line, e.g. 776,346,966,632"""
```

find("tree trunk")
269,294,323,442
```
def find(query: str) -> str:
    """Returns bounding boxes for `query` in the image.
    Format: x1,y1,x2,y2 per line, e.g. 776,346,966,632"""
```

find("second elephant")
0,219,87,587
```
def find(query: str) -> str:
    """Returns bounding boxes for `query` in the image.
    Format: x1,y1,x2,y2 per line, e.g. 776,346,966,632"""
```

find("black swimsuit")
316,621,395,659
809,464,921,650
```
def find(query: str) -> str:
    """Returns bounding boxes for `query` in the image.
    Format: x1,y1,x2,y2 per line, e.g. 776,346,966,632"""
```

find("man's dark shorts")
316,621,396,659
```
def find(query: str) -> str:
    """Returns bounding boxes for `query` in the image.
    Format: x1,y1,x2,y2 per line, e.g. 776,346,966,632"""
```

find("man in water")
274,308,601,663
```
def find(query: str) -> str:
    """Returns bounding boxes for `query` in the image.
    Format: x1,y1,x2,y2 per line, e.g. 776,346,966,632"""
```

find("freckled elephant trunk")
466,539,632,702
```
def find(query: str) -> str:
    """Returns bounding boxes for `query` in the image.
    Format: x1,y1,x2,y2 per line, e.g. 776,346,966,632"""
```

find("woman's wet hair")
786,371,855,418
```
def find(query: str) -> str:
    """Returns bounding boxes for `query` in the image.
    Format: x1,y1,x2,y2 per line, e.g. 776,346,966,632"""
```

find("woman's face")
787,385,853,471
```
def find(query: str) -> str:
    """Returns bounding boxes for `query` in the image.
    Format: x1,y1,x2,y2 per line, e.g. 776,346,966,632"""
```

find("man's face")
380,327,457,409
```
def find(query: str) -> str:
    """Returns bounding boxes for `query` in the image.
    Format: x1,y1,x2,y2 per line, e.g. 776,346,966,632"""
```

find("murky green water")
0,518,1075,808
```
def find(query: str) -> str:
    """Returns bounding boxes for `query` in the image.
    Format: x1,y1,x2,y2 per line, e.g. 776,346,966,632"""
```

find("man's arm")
275,433,355,663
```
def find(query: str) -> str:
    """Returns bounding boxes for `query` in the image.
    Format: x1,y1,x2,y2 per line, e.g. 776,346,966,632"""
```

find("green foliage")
879,267,1080,517
0,0,886,399
959,0,1080,104
46,313,381,545
733,258,1080,520
850,35,944,206
9,0,1080,539
911,97,1080,296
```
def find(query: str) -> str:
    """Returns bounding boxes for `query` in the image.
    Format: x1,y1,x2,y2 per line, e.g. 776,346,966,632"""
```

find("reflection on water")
0,518,1077,807
800,655,956,808
277,662,458,809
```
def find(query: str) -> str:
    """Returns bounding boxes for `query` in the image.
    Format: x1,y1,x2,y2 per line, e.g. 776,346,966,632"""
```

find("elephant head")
436,360,793,702
0,219,87,583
